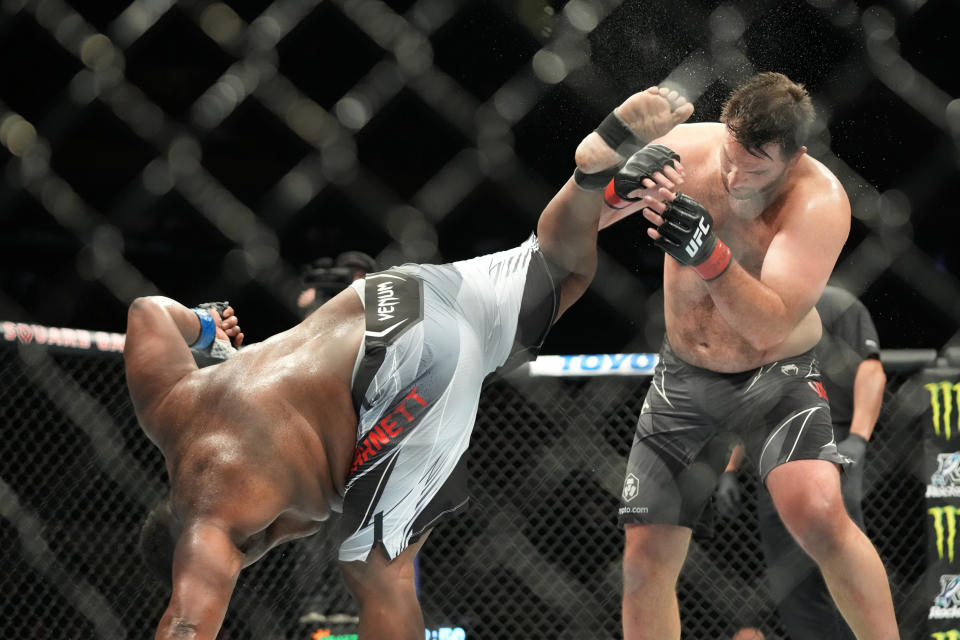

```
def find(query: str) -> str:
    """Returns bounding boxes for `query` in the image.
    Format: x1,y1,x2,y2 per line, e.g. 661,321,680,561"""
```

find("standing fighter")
593,72,898,638
125,87,692,639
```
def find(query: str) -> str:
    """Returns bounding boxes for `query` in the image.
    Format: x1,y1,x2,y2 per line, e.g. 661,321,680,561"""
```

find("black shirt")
814,286,881,427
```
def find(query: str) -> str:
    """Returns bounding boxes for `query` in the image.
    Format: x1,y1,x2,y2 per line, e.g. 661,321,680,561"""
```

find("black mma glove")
603,144,681,209
837,433,868,465
652,193,732,281
714,471,742,520
838,433,868,504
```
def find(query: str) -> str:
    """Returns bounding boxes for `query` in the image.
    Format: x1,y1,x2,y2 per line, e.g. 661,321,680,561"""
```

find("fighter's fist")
651,194,731,280
196,301,244,347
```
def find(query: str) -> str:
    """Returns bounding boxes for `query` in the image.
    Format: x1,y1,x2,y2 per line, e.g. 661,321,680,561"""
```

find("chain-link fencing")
0,341,929,638
1,0,958,638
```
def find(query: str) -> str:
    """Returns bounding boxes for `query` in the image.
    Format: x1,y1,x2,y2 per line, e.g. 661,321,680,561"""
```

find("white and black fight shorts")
338,234,559,562
618,338,850,529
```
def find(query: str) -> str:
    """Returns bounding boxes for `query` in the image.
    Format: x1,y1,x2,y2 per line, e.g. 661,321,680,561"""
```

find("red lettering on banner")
17,323,33,343
808,380,829,401
0,322,125,351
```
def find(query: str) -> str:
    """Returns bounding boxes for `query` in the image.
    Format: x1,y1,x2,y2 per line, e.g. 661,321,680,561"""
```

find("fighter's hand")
645,193,732,281
615,86,694,143
197,301,244,348
218,306,244,348
604,144,685,209
714,471,742,519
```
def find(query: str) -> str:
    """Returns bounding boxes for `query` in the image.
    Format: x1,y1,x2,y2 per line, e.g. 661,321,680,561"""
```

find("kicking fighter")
596,72,899,639
125,87,691,639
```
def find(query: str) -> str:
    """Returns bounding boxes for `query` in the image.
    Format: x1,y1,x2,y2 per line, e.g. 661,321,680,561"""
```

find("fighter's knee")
777,494,851,557
622,525,687,592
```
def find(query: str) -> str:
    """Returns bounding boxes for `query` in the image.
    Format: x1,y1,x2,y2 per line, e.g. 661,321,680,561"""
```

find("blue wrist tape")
190,308,216,350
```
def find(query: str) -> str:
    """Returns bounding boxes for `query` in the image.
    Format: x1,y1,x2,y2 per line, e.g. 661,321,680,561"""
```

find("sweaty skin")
125,85,691,640
604,122,850,372
126,292,364,639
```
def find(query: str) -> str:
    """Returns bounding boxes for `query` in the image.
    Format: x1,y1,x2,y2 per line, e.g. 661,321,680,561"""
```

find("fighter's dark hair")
720,72,814,158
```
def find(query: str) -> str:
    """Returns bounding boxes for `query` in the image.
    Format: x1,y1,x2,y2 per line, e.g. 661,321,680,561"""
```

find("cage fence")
0,341,933,639
0,0,958,638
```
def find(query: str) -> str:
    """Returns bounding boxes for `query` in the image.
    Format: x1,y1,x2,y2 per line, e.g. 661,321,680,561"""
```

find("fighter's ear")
787,146,807,169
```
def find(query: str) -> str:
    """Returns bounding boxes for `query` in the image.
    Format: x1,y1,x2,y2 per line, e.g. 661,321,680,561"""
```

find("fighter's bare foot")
574,86,694,174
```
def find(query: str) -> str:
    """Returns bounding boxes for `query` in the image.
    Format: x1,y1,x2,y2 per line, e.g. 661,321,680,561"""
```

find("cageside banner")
925,367,960,636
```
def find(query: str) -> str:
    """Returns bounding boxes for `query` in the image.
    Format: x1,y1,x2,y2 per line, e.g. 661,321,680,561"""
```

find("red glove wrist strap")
603,180,632,209
694,239,732,280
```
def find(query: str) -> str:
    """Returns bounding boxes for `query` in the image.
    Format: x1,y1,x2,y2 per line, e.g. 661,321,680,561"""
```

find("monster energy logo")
926,381,960,440
931,506,960,563
932,631,960,640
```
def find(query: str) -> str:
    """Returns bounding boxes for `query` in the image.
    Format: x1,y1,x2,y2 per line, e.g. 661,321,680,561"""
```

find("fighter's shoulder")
792,154,849,213
654,122,723,159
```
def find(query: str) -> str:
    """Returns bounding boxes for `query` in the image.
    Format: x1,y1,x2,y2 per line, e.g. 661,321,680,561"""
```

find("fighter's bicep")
124,297,197,415
761,200,850,320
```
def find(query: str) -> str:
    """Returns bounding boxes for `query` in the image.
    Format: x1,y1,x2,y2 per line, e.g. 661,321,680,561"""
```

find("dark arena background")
1,1,959,639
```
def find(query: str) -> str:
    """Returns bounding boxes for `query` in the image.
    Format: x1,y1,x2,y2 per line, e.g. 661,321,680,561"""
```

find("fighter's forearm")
131,296,205,346
703,259,800,352
849,358,886,441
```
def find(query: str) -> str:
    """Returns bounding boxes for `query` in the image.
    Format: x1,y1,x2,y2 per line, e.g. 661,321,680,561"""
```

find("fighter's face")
718,131,792,201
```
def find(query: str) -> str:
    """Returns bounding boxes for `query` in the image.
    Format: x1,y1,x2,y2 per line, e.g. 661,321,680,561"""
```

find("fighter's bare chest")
682,184,780,277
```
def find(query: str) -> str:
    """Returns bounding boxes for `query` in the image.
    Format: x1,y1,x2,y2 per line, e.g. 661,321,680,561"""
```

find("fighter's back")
130,287,364,556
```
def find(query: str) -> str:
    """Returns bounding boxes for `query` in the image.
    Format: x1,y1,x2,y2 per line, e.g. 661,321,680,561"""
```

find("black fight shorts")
618,339,848,529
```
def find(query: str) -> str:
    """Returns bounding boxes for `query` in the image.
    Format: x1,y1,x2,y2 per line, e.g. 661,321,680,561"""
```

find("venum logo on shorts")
622,473,639,502
364,272,423,347
932,631,960,640
931,574,960,619
780,364,799,376
930,453,960,498
350,387,428,475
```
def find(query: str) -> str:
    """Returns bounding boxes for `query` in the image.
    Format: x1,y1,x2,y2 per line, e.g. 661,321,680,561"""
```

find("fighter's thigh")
618,414,719,528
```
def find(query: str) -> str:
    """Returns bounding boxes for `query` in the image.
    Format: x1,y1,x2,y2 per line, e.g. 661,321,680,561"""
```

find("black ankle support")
595,111,646,156
572,159,625,191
